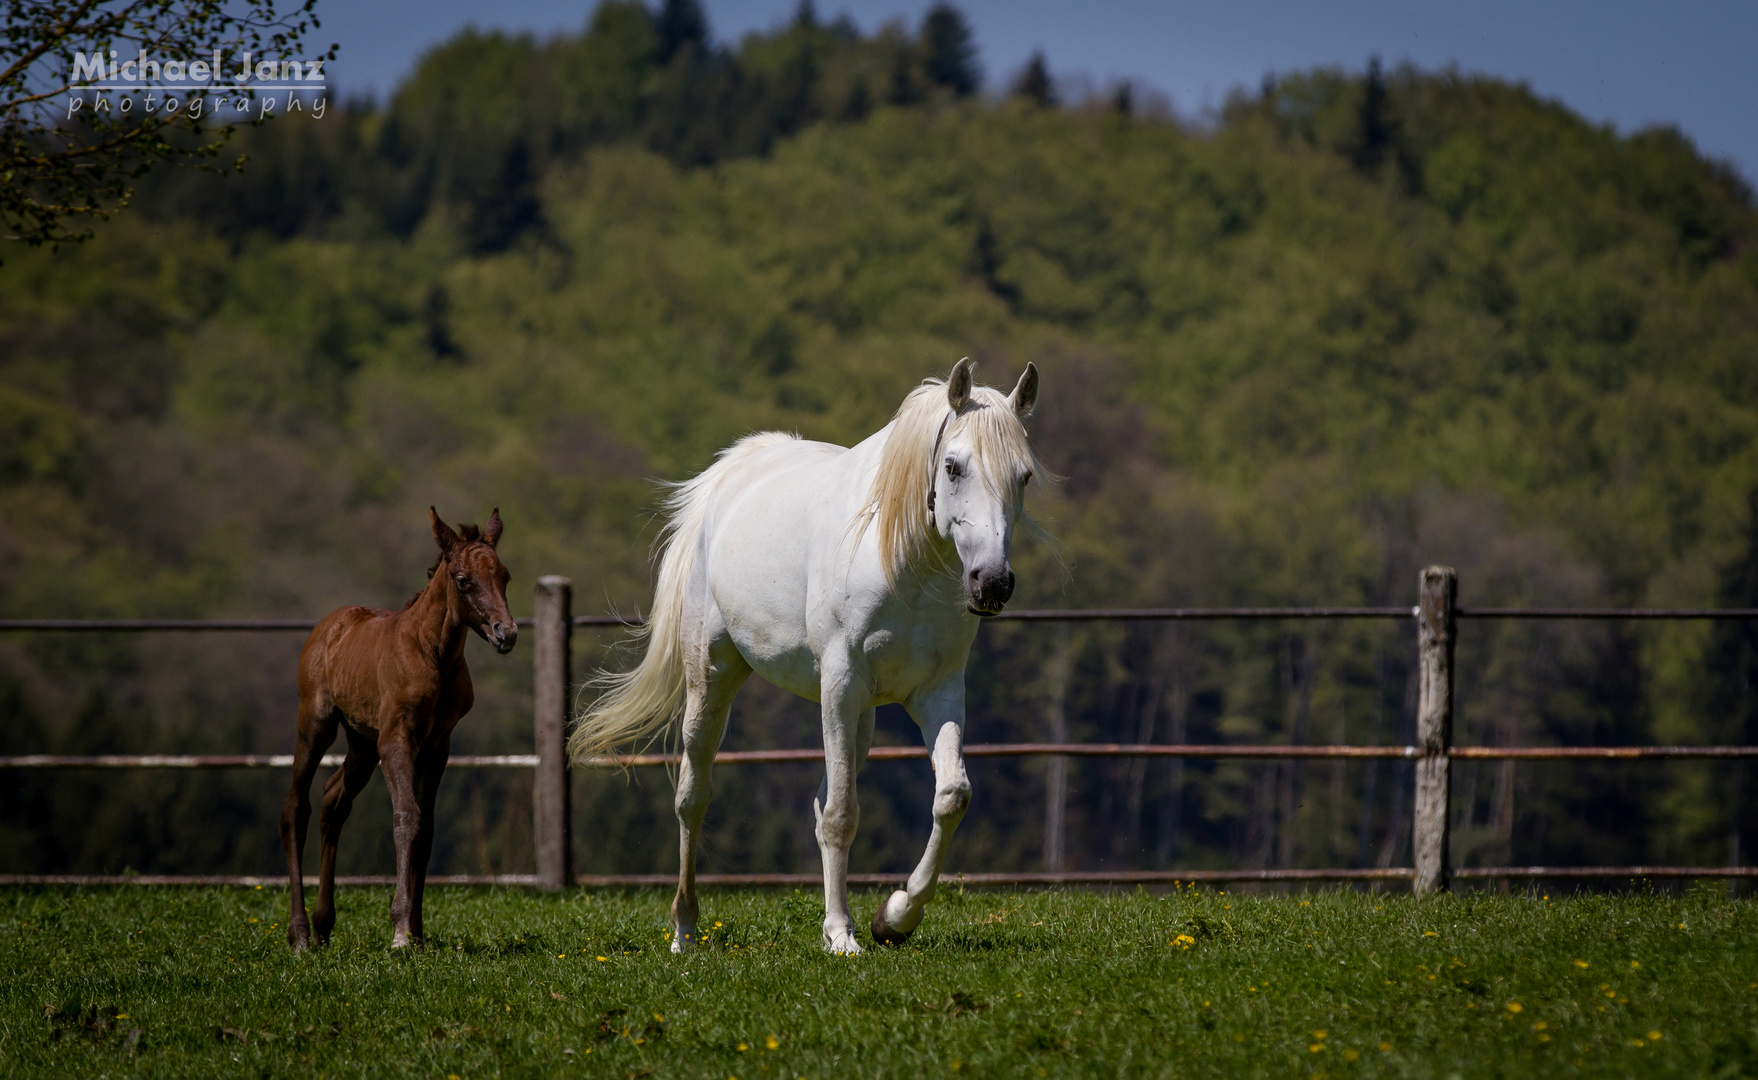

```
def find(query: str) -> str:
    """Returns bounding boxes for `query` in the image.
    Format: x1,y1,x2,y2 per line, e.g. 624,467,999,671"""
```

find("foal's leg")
281,698,337,951
409,733,450,945
815,667,874,954
671,639,750,953
378,727,426,950
872,676,971,946
313,725,378,945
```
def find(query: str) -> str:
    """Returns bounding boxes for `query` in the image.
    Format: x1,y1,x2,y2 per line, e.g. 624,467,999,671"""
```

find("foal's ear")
430,507,462,554
947,357,974,411
1008,362,1039,418
483,507,503,549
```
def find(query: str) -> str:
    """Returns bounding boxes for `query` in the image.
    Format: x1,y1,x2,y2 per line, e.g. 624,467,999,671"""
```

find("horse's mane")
866,374,1051,586
404,523,484,609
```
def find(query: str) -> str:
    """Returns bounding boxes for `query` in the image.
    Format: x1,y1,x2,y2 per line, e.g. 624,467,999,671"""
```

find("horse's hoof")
671,928,696,954
870,902,913,946
823,929,863,955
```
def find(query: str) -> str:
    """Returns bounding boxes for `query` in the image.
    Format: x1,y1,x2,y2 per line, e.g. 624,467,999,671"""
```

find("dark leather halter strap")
926,409,954,515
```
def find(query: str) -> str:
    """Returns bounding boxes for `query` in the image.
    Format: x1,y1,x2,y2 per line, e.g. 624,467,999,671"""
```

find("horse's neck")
404,574,468,666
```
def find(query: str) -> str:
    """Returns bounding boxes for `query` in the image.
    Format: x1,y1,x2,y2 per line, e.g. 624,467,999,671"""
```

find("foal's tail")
568,433,792,763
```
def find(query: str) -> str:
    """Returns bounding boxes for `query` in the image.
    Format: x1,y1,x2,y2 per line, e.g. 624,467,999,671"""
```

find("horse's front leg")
409,732,450,945
872,676,970,946
378,727,424,950
815,666,874,954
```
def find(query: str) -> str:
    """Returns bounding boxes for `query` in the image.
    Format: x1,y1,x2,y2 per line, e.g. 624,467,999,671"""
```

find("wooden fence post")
533,576,573,891
1413,565,1457,897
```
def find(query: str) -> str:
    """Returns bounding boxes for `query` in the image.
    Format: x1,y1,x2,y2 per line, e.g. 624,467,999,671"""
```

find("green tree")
0,0,330,250
921,3,979,97
1011,50,1055,107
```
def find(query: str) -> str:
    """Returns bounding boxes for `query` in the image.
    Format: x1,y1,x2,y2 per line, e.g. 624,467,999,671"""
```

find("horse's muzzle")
967,566,1015,616
489,624,518,654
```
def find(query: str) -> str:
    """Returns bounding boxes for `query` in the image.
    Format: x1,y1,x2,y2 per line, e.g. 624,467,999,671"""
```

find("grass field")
3,884,1756,1078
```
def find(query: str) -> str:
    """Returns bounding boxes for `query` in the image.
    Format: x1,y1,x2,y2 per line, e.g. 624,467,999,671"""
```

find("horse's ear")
430,507,462,554
947,357,974,411
483,507,503,549
1008,362,1039,418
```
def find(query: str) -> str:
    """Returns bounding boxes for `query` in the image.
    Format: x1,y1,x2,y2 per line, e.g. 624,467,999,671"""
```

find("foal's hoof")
870,891,918,947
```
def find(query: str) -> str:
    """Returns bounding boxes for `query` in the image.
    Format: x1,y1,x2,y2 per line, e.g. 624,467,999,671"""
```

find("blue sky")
313,1,1757,182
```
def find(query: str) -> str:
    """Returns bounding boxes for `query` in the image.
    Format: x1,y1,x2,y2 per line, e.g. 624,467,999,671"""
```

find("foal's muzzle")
488,622,518,654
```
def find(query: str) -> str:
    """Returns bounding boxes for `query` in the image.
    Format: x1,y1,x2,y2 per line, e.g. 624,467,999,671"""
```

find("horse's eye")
945,458,961,478
455,575,472,590
1022,470,1033,486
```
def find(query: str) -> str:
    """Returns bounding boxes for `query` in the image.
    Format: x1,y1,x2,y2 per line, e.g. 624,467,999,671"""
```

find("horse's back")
298,605,394,698
694,433,884,688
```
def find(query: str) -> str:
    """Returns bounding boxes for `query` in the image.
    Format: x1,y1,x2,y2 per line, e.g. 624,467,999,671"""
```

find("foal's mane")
866,374,1050,586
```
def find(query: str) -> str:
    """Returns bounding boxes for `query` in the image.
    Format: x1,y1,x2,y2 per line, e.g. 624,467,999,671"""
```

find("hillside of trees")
3,1,1757,885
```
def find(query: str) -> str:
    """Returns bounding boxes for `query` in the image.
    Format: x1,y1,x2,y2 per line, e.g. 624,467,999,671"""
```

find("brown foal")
281,508,516,951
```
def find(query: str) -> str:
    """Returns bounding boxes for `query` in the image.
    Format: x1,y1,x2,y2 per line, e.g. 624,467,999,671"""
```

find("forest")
2,0,1756,886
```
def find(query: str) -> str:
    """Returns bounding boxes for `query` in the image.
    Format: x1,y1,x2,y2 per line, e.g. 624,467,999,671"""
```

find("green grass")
3,885,1757,1078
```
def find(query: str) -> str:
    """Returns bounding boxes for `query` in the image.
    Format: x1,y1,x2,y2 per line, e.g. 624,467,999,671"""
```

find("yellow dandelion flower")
1573,960,1589,969
1630,961,1641,969
1506,1002,1522,1013
1313,1030,1327,1039
1379,1042,1393,1052
596,956,607,962
1342,1049,1360,1062
950,1061,963,1072
1309,1044,1325,1053
766,1035,779,1050
737,1042,748,1052
1647,1031,1663,1041
1422,931,1438,937
1630,1038,1646,1048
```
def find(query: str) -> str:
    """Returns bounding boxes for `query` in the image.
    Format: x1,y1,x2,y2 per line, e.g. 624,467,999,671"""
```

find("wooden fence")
5,566,1758,894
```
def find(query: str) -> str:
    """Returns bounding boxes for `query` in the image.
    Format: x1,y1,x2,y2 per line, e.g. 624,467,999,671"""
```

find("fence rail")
4,571,1757,892
6,607,1758,633
15,743,1758,771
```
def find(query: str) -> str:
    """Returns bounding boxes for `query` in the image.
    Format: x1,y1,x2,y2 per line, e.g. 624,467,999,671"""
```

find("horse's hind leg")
671,634,749,954
871,677,970,946
281,697,338,951
313,725,378,945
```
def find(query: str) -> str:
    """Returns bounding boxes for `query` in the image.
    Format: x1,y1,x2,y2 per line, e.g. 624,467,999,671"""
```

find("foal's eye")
944,458,962,479
455,575,472,590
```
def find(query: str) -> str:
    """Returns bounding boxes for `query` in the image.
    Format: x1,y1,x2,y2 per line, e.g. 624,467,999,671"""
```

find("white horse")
569,359,1049,953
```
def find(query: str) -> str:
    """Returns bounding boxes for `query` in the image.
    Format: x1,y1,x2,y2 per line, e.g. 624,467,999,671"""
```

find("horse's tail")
568,432,796,762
